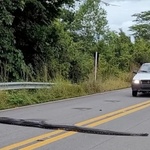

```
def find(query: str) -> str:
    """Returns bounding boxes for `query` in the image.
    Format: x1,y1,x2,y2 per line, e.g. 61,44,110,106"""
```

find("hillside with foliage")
0,0,150,83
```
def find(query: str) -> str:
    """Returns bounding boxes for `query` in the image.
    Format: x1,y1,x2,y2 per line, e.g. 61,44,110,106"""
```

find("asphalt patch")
105,100,120,103
73,108,92,111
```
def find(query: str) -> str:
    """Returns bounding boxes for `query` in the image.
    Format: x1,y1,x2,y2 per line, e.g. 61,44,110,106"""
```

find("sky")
102,0,150,36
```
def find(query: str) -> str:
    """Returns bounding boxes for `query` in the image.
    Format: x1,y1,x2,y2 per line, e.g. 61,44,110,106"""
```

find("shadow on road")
138,93,150,98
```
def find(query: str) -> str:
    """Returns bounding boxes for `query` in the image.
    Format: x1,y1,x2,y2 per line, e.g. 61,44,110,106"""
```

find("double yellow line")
1,100,150,150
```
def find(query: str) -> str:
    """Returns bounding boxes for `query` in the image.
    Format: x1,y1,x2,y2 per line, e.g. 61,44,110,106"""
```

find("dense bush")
0,0,150,83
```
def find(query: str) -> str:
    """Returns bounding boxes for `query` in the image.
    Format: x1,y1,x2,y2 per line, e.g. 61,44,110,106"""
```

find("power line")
101,1,120,7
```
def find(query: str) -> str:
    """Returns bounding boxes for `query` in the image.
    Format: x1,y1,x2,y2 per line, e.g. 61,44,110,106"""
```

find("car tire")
132,91,137,97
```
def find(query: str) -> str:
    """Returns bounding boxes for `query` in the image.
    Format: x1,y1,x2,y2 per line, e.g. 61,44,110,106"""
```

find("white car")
131,63,150,97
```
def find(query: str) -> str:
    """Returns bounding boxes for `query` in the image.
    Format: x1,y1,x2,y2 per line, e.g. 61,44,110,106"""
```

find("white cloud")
102,0,150,35
109,20,133,34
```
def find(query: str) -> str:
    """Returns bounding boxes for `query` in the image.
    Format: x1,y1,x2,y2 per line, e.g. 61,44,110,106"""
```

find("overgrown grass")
0,91,10,109
0,72,131,110
81,72,131,94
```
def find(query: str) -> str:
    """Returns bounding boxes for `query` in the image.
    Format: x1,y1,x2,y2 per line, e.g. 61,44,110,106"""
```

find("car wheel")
132,91,138,97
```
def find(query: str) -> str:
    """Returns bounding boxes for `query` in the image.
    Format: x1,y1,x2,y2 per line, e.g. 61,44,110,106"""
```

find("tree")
0,0,77,81
0,0,27,81
130,11,150,41
12,0,76,68
98,30,133,77
132,39,150,65
72,0,108,44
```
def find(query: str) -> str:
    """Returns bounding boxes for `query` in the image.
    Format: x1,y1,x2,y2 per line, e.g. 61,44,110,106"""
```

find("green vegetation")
0,0,150,109
0,73,130,110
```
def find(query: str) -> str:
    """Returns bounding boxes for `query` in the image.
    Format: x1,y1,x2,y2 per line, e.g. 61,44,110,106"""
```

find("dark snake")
0,117,148,137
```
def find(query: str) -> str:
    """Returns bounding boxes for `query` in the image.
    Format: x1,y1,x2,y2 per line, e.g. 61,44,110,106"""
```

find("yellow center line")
20,131,77,150
88,102,150,127
1,100,150,150
0,130,63,150
20,101,150,150
77,100,150,126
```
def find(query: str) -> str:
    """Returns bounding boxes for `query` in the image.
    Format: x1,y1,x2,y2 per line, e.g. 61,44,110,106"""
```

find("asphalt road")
0,88,150,150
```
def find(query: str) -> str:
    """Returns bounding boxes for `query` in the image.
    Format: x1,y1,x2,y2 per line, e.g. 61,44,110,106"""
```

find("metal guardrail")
0,82,55,90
